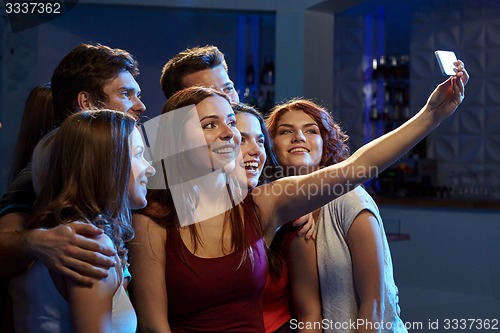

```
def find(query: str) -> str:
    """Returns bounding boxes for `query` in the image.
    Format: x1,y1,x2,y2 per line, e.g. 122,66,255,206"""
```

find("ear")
77,91,92,110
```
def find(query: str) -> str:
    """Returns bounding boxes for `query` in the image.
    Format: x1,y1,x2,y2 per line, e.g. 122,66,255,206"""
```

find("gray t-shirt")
316,186,407,333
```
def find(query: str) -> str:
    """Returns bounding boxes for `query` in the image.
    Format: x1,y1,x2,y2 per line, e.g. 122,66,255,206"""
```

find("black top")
0,163,35,218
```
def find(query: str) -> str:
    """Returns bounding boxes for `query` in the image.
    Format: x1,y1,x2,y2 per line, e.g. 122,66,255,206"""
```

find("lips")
213,146,234,154
289,147,310,153
241,160,261,171
211,143,236,156
127,111,143,122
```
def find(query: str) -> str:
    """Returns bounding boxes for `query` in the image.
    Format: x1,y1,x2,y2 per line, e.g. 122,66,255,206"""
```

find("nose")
292,130,306,143
226,91,240,103
246,140,262,157
133,96,146,114
219,123,235,141
145,160,156,177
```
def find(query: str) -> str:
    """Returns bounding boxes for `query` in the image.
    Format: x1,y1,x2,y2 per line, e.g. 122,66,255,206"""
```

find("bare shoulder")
91,232,115,249
132,213,166,240
129,213,166,262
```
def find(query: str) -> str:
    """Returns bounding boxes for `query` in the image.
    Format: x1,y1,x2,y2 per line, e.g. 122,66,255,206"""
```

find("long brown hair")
9,84,54,183
265,98,350,279
138,86,262,265
266,98,350,168
29,110,136,267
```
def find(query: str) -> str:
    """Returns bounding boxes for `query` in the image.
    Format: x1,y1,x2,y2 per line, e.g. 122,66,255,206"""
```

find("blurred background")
1,0,499,330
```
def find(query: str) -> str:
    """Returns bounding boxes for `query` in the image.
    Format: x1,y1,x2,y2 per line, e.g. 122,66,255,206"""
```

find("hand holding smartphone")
435,50,458,76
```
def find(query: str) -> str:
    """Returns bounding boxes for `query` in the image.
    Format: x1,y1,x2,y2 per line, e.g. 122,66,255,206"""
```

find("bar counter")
372,195,500,210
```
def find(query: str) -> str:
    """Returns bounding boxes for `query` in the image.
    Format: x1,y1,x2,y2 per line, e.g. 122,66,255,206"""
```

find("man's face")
100,71,146,121
182,64,240,103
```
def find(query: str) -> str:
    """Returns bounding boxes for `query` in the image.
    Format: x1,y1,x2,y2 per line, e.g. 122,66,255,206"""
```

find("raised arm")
129,213,171,333
255,66,467,228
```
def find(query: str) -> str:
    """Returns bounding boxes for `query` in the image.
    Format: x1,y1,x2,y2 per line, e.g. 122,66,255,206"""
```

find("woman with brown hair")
9,110,155,332
9,84,54,184
129,64,467,332
267,98,403,332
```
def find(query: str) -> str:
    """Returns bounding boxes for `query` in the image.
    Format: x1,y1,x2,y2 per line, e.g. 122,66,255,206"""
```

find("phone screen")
435,50,458,76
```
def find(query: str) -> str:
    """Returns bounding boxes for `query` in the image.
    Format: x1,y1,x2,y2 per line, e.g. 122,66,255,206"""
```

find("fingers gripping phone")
435,50,458,76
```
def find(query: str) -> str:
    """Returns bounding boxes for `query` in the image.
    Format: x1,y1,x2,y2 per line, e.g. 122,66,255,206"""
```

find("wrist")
24,228,46,261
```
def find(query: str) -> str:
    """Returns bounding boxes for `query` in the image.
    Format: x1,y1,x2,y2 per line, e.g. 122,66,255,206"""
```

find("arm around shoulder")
0,212,36,276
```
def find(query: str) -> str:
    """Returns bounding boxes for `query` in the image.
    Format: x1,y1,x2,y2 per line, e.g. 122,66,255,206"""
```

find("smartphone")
434,50,458,76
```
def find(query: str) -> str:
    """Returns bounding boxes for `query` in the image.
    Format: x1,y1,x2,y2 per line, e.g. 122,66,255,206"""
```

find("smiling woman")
9,110,155,333
129,65,467,332
267,99,407,333
130,86,267,332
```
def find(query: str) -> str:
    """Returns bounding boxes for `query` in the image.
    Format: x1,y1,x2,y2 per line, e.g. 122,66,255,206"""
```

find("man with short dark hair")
160,45,239,103
0,42,145,287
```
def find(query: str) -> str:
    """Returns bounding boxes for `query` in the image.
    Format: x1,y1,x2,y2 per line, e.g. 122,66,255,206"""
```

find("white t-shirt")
316,186,407,333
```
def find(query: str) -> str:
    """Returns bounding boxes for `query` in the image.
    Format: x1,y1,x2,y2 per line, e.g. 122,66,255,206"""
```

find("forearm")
0,230,37,277
345,106,436,182
356,299,383,333
296,313,322,333
272,106,436,222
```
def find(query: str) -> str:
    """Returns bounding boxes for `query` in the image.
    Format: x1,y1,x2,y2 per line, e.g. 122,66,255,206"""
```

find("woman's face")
272,110,323,174
128,127,156,209
183,95,241,174
236,113,266,189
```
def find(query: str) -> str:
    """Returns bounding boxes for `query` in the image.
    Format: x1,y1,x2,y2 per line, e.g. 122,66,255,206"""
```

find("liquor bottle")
260,56,274,85
246,60,255,85
262,91,275,115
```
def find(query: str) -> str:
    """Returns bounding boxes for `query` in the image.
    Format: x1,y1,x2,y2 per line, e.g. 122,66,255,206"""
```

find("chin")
222,161,237,173
130,197,147,210
248,179,258,189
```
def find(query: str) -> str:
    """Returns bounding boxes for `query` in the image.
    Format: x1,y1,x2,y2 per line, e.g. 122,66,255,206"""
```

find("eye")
278,129,292,135
134,148,144,159
228,120,237,128
306,129,319,134
223,85,234,93
257,138,265,145
202,122,215,129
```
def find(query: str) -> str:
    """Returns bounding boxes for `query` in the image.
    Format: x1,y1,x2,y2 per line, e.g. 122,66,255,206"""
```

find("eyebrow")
200,113,235,122
119,86,141,96
277,123,318,129
132,145,144,152
240,132,264,138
